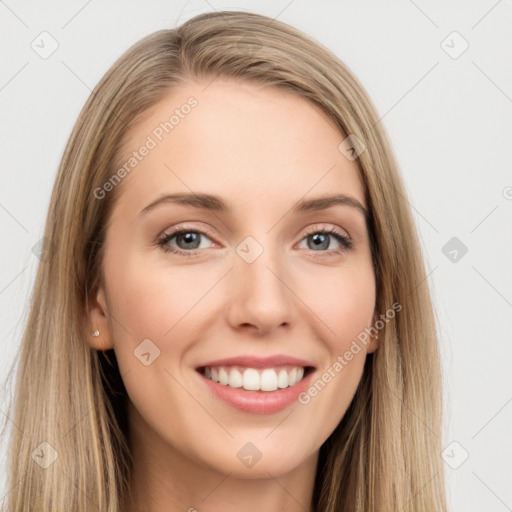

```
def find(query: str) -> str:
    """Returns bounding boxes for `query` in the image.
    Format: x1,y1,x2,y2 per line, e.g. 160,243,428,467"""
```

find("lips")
194,354,316,414
196,360,316,414
195,354,316,370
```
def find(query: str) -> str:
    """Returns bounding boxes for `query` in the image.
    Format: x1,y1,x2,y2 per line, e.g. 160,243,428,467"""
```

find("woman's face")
88,78,377,480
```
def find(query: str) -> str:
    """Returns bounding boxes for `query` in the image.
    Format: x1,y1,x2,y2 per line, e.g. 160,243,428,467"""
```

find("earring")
91,330,100,337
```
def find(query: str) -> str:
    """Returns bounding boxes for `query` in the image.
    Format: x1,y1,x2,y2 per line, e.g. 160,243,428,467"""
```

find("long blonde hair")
1,11,447,511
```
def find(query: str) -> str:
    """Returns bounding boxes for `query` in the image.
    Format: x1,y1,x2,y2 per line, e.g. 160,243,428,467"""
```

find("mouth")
196,365,315,392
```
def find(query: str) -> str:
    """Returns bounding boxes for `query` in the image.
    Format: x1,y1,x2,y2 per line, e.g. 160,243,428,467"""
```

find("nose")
226,245,294,336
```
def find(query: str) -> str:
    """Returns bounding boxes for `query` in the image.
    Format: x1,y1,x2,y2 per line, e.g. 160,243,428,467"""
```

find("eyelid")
158,223,218,246
156,222,352,256
159,222,350,241
297,223,353,254
301,223,351,240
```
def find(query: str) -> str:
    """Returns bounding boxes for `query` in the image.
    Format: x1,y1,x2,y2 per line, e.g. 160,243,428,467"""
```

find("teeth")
277,369,289,388
202,365,307,391
243,368,260,390
228,368,243,388
289,367,297,386
218,368,229,385
260,369,278,391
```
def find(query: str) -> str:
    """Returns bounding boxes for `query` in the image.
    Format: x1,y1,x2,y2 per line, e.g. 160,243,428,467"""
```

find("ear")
85,285,114,351
366,311,381,354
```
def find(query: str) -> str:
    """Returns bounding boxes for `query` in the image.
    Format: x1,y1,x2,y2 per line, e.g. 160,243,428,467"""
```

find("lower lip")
197,369,314,414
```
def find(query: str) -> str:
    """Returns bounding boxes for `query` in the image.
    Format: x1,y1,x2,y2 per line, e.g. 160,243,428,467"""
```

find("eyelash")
156,224,353,258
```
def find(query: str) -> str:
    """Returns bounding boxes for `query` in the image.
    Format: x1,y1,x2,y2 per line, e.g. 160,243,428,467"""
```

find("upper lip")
196,354,315,369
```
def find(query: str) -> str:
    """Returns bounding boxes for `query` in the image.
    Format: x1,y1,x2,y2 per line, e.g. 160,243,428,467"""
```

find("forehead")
110,78,366,221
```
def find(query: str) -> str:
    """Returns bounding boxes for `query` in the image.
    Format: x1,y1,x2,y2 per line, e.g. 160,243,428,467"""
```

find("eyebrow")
139,192,369,218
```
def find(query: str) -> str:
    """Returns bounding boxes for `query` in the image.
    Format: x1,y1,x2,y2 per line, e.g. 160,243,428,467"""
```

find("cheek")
104,257,209,439
104,253,217,358
295,268,375,439
300,262,376,347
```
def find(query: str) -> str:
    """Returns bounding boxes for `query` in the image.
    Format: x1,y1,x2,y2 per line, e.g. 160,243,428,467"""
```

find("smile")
196,365,316,414
200,365,309,391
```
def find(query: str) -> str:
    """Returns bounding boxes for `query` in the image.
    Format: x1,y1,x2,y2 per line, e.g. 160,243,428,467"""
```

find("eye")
157,227,216,257
156,224,353,258
297,225,353,255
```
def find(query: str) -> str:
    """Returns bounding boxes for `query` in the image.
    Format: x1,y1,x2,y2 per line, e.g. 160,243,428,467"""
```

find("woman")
1,10,448,512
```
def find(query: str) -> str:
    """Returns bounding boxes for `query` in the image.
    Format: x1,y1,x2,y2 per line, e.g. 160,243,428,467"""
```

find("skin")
87,78,379,512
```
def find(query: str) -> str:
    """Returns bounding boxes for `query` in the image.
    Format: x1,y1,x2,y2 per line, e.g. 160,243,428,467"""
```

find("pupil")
179,232,199,249
311,233,328,250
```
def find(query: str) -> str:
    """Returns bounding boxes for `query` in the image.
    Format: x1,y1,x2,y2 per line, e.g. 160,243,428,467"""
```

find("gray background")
1,1,511,510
